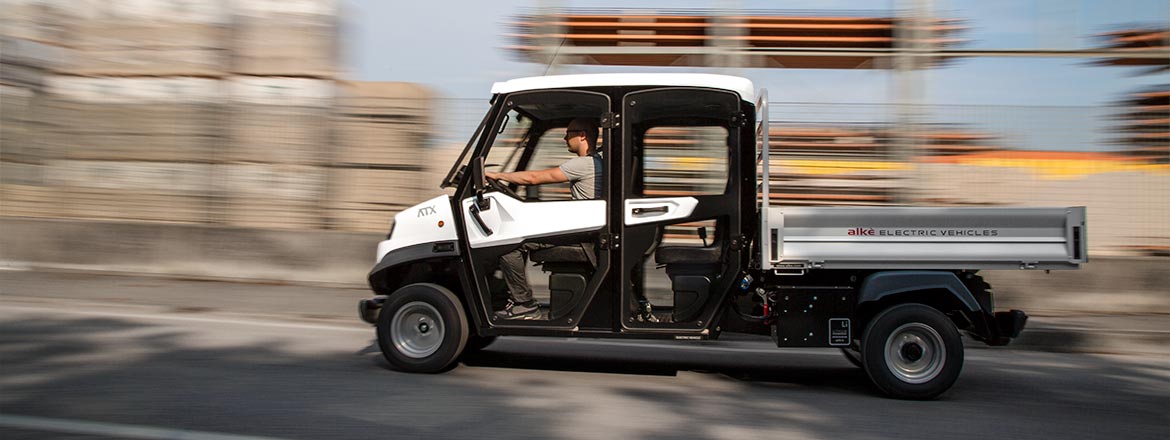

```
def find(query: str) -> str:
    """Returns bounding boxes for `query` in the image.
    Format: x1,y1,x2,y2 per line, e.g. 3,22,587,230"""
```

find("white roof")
490,73,756,102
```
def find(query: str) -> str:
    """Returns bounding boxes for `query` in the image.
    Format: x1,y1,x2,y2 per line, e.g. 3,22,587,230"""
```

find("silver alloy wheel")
884,322,946,384
390,301,446,359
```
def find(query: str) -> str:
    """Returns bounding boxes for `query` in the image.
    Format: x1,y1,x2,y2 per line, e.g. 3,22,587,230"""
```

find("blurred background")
0,1,1166,299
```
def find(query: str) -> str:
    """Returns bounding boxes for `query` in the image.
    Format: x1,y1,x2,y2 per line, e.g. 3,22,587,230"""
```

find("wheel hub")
390,301,445,359
885,323,945,384
901,343,924,362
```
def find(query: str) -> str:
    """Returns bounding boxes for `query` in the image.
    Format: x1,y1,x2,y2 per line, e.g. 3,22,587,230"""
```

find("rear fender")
858,271,981,312
857,271,1001,342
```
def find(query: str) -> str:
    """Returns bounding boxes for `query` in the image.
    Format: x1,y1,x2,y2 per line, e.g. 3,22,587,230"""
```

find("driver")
485,118,602,319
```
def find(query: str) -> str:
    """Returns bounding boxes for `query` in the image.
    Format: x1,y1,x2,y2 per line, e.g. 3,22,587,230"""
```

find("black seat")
654,245,722,265
529,244,594,321
530,245,592,264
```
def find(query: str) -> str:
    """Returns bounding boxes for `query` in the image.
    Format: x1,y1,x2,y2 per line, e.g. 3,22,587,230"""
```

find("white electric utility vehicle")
358,74,1087,399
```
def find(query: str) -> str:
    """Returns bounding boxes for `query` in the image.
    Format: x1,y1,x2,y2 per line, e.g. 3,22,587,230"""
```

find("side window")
484,109,531,174
640,126,729,196
524,131,577,201
479,89,610,202
525,130,607,201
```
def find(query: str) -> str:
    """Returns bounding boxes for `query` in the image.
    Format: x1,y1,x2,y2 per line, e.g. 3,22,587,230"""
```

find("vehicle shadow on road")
457,338,875,395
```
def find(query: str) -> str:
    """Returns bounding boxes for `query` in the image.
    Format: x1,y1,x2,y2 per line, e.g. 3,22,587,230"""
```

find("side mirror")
471,157,486,192
466,157,494,235
470,157,489,209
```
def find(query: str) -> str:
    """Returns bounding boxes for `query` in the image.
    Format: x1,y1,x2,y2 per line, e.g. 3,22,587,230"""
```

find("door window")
641,126,729,197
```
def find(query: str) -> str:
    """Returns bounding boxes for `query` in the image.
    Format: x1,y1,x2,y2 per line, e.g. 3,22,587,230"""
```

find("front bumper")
358,296,387,325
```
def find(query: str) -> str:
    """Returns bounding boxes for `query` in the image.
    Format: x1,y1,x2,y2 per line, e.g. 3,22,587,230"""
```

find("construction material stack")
55,1,229,77
329,81,434,232
37,77,222,223
0,1,63,217
221,77,332,229
230,0,337,78
3,1,226,223
218,1,339,229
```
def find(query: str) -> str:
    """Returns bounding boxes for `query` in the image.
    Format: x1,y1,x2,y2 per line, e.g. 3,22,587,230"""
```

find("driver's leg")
496,242,548,319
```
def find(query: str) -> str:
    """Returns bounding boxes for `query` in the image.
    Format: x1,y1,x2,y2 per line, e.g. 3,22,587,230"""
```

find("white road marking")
0,304,369,334
0,414,294,440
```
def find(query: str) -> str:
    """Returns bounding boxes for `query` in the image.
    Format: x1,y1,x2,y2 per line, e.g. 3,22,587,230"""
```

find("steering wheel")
485,176,521,199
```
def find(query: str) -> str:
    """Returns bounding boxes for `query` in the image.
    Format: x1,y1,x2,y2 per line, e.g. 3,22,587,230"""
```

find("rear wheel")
861,303,963,400
376,283,468,373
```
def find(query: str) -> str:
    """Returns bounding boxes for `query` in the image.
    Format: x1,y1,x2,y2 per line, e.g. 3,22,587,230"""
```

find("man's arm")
486,168,568,186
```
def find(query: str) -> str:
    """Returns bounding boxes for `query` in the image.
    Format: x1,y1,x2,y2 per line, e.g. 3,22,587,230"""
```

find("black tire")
464,334,498,354
376,283,469,373
861,303,964,400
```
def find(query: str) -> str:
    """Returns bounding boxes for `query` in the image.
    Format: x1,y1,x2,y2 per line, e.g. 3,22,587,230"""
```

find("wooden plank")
0,184,62,218
220,164,325,201
221,199,322,230
327,168,427,205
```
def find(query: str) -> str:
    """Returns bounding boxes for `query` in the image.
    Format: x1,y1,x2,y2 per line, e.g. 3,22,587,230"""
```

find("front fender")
368,241,459,295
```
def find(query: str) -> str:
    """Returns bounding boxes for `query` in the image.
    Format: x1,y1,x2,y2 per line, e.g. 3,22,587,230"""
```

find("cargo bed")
761,206,1087,270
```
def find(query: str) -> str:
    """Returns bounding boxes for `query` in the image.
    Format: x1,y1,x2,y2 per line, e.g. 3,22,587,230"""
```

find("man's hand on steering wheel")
484,175,521,199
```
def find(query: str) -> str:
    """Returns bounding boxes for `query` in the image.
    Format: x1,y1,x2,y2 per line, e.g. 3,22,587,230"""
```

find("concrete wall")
0,217,378,285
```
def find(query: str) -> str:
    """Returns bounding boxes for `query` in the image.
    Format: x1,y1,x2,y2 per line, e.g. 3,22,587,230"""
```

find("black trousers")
498,242,554,304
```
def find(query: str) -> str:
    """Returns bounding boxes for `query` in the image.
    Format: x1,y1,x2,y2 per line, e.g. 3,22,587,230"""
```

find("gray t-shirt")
559,152,603,200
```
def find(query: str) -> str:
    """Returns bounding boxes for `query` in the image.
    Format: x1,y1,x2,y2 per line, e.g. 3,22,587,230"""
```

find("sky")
341,0,1169,150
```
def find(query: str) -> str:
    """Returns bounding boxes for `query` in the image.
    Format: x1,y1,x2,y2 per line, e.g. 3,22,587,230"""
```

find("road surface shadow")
457,338,874,394
5,312,1169,440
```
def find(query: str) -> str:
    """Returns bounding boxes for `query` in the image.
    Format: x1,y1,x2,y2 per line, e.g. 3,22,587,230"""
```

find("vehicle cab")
362,73,758,358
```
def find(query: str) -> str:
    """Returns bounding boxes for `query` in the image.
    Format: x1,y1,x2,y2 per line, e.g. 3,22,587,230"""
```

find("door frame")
615,87,749,334
452,89,618,332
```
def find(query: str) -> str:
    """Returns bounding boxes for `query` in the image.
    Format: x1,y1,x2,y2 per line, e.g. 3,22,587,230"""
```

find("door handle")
469,203,493,236
632,206,669,215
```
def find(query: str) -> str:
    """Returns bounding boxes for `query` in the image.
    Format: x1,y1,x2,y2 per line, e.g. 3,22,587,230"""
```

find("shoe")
636,300,660,323
495,300,541,320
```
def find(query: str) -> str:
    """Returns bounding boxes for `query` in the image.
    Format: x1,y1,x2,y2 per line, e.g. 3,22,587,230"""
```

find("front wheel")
376,283,469,373
861,303,964,400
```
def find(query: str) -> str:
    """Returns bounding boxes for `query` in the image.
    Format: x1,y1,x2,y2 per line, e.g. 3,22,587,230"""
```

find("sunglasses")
563,130,584,141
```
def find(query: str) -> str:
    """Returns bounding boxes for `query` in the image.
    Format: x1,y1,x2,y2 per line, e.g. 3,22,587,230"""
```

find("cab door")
617,88,747,332
456,90,615,330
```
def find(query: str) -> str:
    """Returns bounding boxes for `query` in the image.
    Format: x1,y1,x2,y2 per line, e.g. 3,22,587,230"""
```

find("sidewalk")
1,267,1167,356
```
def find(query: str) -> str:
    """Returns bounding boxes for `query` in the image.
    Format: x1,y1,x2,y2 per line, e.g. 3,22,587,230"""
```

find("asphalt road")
0,272,1168,440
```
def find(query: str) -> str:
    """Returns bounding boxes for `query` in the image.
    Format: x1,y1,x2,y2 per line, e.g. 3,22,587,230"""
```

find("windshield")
441,98,498,188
